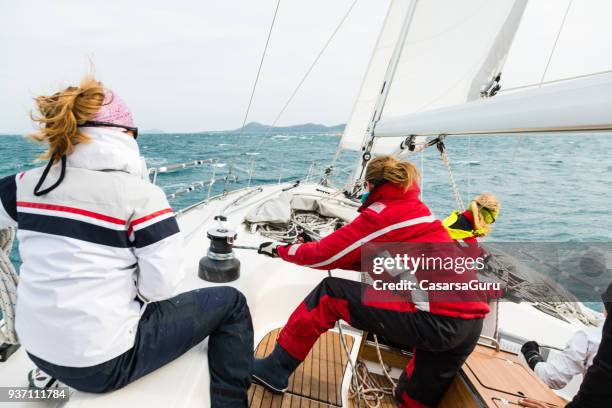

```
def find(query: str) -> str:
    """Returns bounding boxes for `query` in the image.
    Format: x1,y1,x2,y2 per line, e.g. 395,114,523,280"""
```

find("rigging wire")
467,134,471,202
499,0,576,96
419,148,424,202
539,0,573,85
250,0,360,160
499,68,612,95
227,0,282,176
506,0,573,165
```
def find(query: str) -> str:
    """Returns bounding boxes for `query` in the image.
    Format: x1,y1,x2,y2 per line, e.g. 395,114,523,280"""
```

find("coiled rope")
348,334,397,408
0,228,19,345
258,212,340,242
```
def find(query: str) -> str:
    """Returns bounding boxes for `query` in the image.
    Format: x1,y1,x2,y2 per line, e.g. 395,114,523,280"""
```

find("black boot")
252,344,302,394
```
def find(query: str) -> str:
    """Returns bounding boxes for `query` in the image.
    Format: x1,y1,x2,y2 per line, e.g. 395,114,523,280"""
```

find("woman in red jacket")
255,156,489,408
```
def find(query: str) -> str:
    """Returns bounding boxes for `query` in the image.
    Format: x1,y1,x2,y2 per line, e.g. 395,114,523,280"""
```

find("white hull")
0,182,593,406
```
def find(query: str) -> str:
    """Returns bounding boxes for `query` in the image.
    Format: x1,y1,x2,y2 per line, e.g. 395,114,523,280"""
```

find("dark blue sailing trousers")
28,287,254,407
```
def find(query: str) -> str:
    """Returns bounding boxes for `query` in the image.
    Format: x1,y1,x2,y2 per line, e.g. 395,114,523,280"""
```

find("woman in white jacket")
521,284,610,390
0,77,253,407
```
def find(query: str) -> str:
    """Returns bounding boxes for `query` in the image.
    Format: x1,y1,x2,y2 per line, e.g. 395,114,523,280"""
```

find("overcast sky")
0,0,390,133
1,0,611,134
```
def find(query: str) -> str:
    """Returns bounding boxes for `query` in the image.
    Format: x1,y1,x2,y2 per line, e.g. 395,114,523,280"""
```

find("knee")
318,276,343,291
194,286,248,316
232,288,248,310
304,277,352,313
305,277,335,309
314,276,349,299
217,286,249,314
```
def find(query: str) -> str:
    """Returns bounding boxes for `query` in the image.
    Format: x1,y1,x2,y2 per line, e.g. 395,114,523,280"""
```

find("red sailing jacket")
277,182,490,319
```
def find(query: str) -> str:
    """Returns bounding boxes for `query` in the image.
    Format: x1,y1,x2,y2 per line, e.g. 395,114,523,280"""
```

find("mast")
350,0,419,184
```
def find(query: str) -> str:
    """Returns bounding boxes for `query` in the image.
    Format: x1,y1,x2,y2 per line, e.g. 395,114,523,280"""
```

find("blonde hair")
469,193,500,235
365,155,419,190
29,77,105,162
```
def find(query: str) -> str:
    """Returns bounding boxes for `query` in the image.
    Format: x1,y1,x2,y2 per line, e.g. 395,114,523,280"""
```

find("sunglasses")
480,207,497,223
82,121,139,139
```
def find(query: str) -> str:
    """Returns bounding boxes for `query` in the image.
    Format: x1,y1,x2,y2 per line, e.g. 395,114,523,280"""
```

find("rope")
373,334,396,389
347,335,397,408
494,297,500,340
257,211,341,242
437,139,465,211
484,247,598,326
349,361,395,408
0,228,19,345
228,0,282,176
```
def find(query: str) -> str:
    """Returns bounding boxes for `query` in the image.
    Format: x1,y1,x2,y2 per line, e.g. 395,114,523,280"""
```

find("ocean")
2,131,612,267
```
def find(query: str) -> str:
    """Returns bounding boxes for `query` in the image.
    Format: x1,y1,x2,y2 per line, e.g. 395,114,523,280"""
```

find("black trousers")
566,308,612,408
28,287,254,407
277,277,483,407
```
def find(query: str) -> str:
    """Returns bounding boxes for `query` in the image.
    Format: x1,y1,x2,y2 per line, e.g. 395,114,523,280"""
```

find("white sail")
340,0,414,151
340,0,528,153
375,71,612,137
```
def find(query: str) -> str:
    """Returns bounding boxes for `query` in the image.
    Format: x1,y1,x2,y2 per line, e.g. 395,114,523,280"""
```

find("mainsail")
341,0,612,158
340,0,528,154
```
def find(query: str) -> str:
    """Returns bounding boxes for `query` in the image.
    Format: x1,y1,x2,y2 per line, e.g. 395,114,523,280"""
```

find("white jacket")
0,128,185,367
535,323,603,390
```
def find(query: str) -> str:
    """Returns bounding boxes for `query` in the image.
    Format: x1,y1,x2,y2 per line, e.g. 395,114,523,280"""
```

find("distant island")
120,122,346,136
215,122,345,134
142,128,166,134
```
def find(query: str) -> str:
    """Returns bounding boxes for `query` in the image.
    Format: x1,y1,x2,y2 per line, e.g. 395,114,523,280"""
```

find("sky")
502,0,612,90
1,0,611,134
0,0,390,133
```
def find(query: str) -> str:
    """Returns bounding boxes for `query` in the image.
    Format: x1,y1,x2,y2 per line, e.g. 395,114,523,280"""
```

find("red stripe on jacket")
127,208,173,235
16,201,126,225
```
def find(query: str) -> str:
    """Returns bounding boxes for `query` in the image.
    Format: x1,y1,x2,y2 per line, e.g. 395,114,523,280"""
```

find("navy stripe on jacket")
133,217,180,248
18,213,131,248
0,174,17,221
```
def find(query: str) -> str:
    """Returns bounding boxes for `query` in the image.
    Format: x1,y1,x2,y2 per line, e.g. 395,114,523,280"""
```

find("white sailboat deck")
0,182,589,406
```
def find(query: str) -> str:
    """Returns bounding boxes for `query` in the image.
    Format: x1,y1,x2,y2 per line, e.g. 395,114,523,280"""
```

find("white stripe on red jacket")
277,182,490,319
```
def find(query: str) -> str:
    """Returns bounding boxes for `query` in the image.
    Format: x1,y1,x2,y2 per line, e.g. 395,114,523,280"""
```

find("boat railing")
148,159,218,184
148,157,327,207
149,159,221,201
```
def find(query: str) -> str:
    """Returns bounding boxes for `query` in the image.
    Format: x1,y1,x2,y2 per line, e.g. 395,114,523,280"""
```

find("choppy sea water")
2,132,612,313
2,132,612,263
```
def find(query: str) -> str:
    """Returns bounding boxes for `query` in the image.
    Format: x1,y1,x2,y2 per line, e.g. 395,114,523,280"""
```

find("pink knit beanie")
90,89,135,127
